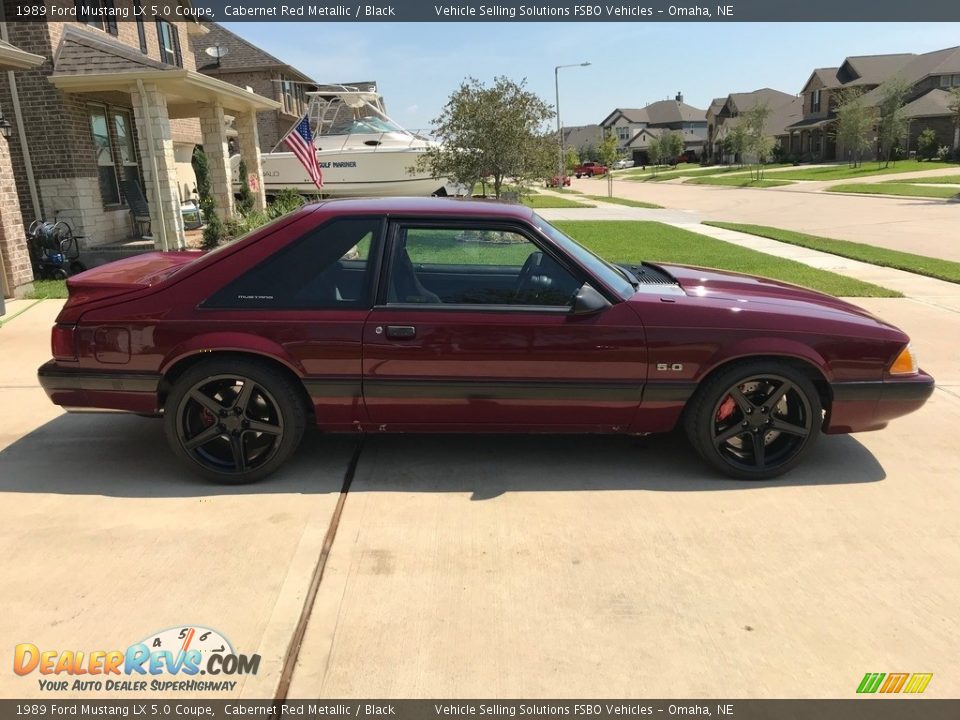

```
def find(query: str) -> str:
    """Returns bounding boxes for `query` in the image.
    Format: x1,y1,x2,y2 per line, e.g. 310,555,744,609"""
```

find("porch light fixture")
0,115,12,140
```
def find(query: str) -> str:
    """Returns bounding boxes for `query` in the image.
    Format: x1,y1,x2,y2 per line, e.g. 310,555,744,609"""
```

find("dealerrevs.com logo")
14,626,260,693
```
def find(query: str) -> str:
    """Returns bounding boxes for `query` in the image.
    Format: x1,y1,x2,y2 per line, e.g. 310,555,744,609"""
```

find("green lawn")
825,183,960,199
24,279,69,299
554,221,898,297
685,176,795,188
583,195,664,209
764,159,957,181
882,174,960,185
703,222,960,285
522,195,595,209
625,163,792,183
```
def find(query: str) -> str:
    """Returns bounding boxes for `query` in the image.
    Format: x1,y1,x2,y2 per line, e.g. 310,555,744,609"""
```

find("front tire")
163,358,307,484
684,361,821,480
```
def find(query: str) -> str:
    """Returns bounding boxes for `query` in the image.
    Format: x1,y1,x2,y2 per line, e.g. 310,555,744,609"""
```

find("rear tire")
163,357,307,484
683,360,821,480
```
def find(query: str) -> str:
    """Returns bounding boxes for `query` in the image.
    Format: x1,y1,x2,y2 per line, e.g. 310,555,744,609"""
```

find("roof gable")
192,23,315,82
53,25,168,76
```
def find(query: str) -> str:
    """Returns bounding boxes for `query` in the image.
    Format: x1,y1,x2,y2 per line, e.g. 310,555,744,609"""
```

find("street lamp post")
555,62,590,182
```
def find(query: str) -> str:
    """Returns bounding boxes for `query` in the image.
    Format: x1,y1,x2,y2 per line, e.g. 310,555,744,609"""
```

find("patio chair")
119,179,151,238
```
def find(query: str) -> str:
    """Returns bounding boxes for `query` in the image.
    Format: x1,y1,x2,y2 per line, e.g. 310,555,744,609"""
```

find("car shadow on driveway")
0,414,355,497
355,432,886,500
0,414,886,498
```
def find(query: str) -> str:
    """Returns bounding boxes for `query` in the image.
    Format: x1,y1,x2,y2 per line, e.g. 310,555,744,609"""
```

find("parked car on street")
613,159,635,170
39,198,934,484
573,161,608,178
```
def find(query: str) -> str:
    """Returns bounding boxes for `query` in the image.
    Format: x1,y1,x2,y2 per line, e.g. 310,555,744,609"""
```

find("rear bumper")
38,361,161,414
825,371,935,433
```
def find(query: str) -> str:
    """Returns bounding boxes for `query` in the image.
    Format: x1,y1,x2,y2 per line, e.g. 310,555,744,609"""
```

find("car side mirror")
571,284,611,315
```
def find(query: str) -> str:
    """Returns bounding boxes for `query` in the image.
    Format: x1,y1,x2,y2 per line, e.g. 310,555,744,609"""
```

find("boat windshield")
326,115,408,136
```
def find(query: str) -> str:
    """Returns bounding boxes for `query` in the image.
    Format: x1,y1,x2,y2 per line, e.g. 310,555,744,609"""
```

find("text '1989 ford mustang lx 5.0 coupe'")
38,198,934,483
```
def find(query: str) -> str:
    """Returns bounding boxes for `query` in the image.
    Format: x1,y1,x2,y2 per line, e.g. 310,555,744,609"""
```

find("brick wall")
907,116,956,152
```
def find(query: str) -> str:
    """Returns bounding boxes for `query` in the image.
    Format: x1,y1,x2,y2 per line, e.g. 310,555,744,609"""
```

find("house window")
156,19,182,67
940,75,951,88
135,4,147,53
89,106,141,208
90,106,120,206
282,79,295,114
616,126,630,142
76,0,118,35
811,89,821,113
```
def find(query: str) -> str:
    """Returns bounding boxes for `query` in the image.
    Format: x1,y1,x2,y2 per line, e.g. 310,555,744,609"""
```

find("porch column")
0,134,32,296
198,103,235,220
235,109,266,211
132,82,185,250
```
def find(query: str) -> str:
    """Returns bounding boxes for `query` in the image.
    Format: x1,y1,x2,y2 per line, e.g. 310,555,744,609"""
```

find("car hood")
647,263,895,326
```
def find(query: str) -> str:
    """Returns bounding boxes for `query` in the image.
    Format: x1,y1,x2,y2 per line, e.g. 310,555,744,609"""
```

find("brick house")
779,47,960,160
0,36,43,300
0,2,279,295
707,88,802,164
601,93,707,163
189,23,318,154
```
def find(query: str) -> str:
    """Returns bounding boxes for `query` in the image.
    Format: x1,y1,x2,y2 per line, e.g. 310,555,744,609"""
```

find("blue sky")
223,22,960,130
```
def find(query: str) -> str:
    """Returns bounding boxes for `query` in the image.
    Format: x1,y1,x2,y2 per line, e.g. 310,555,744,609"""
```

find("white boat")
233,86,456,198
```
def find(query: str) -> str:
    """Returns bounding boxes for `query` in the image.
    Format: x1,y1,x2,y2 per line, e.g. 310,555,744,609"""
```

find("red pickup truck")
574,161,608,178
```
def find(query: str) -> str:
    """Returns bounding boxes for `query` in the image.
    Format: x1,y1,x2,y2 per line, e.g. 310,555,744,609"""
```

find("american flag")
284,115,323,188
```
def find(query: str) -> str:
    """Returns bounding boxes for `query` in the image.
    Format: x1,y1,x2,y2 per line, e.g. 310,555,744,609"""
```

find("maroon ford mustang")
38,198,933,483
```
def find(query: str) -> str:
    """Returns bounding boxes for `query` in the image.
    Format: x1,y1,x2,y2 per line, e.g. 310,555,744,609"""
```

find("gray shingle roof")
562,124,604,150
901,88,957,118
839,53,915,86
192,23,315,82
859,46,960,107
52,25,169,75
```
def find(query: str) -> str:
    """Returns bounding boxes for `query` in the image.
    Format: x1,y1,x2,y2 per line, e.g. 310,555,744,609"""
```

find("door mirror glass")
571,284,611,315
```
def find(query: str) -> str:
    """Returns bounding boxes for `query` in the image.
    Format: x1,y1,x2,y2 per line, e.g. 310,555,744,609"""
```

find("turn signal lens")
51,324,77,361
889,344,918,376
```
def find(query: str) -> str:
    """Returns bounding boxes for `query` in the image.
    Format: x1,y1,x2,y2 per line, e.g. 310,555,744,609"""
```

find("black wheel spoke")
184,425,223,451
763,380,793,409
245,419,281,436
750,432,766,468
230,435,247,472
770,417,809,437
728,386,755,414
189,389,223,415
233,380,256,415
714,424,747,446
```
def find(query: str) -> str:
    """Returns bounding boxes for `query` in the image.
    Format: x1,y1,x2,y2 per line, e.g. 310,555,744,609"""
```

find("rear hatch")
60,251,200,318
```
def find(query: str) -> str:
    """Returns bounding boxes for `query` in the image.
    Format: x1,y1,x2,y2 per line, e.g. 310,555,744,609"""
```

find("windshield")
533,214,635,300
327,116,407,136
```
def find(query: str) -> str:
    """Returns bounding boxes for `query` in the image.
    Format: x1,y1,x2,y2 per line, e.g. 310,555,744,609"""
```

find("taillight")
889,344,918,376
51,324,77,361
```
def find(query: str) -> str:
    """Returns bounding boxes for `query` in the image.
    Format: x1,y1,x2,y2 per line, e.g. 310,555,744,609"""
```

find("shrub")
268,188,306,219
917,128,938,160
936,145,952,162
236,159,254,215
192,146,224,250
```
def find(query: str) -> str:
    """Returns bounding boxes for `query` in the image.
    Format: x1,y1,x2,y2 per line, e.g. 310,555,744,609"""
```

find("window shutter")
172,24,182,67
105,0,118,34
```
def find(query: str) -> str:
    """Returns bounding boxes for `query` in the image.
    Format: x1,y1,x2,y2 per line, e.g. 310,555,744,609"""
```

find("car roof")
308,196,537,221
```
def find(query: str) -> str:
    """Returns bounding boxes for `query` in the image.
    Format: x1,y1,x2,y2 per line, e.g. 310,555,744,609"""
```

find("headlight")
889,344,919,376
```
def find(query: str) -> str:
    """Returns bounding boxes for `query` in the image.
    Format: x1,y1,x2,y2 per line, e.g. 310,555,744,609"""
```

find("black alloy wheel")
685,362,822,480
164,359,306,483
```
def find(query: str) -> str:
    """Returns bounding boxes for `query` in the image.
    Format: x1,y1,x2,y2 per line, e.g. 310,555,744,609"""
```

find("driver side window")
387,226,581,307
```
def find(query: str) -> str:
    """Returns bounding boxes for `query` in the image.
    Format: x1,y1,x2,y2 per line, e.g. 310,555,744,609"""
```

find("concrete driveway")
2,297,958,699
571,174,960,262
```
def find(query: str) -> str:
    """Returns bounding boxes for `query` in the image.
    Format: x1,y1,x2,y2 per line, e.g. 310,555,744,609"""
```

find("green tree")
917,128,939,160
191,146,222,251
728,123,749,168
834,88,873,168
876,77,910,168
647,136,662,175
742,101,774,179
664,130,684,166
419,76,555,198
948,87,960,155
236,159,254,215
598,132,619,173
564,146,580,175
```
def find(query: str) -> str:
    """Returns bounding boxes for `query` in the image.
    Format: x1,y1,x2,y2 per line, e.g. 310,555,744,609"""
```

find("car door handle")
385,325,416,339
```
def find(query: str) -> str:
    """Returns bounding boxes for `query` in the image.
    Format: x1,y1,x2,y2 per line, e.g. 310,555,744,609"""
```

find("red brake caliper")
716,394,737,423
